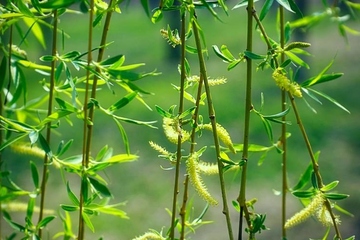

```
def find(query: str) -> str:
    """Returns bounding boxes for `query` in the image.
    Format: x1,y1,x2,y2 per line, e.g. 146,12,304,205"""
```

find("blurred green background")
1,1,359,239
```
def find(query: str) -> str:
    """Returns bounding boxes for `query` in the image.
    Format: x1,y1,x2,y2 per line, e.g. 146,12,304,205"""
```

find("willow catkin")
186,153,218,205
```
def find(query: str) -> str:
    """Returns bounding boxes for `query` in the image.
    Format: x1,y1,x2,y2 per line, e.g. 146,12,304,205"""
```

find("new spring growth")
186,152,218,205
200,123,236,154
283,42,311,52
163,117,190,143
284,192,340,229
160,26,181,48
272,68,302,98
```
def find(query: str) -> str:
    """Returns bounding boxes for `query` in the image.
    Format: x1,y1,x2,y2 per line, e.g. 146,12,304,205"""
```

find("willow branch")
192,16,234,240
237,2,254,240
38,9,58,239
170,10,186,240
279,6,288,239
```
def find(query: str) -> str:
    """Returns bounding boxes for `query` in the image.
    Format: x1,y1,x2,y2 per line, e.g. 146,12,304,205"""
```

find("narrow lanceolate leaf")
307,88,350,113
39,0,79,9
23,17,46,49
66,182,80,206
108,91,137,113
212,45,232,62
30,161,39,189
88,177,112,197
324,193,349,200
291,190,315,198
140,0,150,18
113,118,130,155
275,0,294,13
37,216,56,229
244,51,266,60
284,51,309,69
321,181,339,192
292,162,312,191
259,0,274,21
82,212,95,232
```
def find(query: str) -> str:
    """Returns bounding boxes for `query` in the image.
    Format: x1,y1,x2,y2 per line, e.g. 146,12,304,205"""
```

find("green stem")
192,16,234,240
38,9,58,238
170,11,185,240
252,7,342,239
179,175,189,240
238,2,254,240
78,0,95,238
279,6,288,239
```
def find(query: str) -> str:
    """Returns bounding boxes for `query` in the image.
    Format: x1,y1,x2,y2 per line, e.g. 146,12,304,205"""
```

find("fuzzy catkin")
272,68,302,98
132,232,166,240
284,193,324,229
162,117,190,143
201,123,236,154
186,153,218,205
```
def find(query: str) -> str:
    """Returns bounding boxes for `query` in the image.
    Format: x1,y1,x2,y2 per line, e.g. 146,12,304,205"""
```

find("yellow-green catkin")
162,117,190,143
186,75,227,86
201,123,236,154
272,68,302,98
186,153,218,205
160,29,181,48
197,161,219,175
132,232,166,240
316,203,341,226
149,141,170,156
11,143,45,159
284,192,325,229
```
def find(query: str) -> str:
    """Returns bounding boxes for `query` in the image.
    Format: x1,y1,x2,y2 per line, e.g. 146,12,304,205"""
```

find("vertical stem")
179,175,189,240
170,10,185,240
192,18,234,240
279,6,288,239
38,9,58,238
237,2,254,240
78,0,95,238
85,0,115,157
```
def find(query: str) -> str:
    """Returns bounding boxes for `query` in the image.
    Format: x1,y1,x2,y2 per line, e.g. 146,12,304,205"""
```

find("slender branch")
78,0,95,238
170,10,186,240
179,175,189,240
279,6,288,239
251,7,342,239
192,16,234,240
38,9,58,238
237,2,254,240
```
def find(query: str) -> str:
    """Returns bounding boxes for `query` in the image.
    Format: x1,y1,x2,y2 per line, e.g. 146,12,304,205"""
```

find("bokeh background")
1,1,359,239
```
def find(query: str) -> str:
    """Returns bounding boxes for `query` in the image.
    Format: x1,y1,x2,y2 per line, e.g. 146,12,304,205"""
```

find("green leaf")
56,139,74,157
292,190,315,198
39,0,79,9
287,0,302,16
88,177,112,197
100,54,124,67
232,200,240,212
196,0,222,22
108,91,137,112
140,0,150,18
260,116,273,143
95,145,112,162
113,118,130,155
26,197,35,219
233,0,260,9
151,8,163,24
30,161,39,189
292,162,312,191
155,105,172,118
233,144,270,152
212,45,231,62
259,0,274,21
37,216,56,229
306,88,350,113
275,0,294,13
23,17,46,49
244,51,266,60
38,133,53,159
61,204,79,212
66,182,80,206
15,0,34,16
324,193,349,200
82,212,95,232
284,51,309,69
321,181,339,192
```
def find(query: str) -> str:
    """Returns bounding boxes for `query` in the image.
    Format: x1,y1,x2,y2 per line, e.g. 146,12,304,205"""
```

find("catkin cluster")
272,68,302,97
285,192,340,229
162,117,190,143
